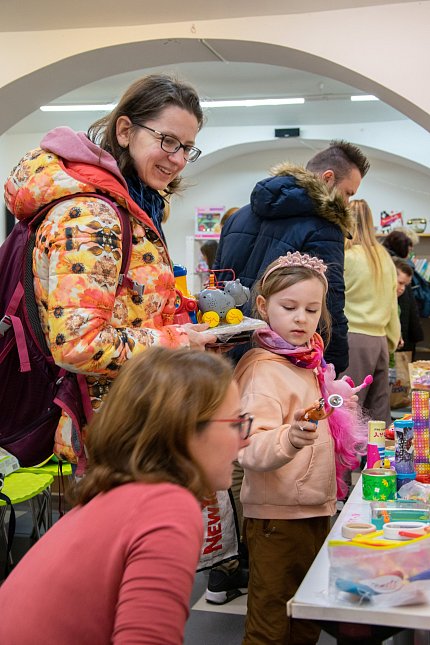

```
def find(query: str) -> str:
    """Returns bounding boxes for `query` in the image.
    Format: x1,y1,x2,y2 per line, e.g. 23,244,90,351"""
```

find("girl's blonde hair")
252,261,331,345
346,199,384,282
69,347,233,506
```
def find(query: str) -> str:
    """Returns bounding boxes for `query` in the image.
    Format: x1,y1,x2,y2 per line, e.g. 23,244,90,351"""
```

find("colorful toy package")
370,500,430,529
409,361,430,392
329,533,430,607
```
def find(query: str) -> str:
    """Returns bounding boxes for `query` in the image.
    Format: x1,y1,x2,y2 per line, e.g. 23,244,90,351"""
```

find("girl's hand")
287,408,318,450
180,323,217,350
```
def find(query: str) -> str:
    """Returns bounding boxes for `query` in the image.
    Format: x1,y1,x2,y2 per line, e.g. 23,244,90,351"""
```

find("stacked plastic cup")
412,389,430,483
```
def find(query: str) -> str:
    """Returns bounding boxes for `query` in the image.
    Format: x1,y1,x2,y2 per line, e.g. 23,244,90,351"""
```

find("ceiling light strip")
350,95,379,102
201,98,304,108
40,98,305,112
40,104,116,112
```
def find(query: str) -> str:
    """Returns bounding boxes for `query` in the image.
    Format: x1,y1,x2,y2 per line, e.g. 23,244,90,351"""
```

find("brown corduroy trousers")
243,515,330,645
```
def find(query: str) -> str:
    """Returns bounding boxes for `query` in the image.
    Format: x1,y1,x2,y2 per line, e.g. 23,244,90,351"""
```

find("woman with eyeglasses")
0,347,251,644
4,73,216,465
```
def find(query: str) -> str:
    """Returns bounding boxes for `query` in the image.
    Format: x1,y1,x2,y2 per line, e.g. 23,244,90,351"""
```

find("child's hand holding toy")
288,409,319,450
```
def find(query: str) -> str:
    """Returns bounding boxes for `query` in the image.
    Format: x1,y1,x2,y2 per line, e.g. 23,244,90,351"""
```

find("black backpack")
0,194,132,466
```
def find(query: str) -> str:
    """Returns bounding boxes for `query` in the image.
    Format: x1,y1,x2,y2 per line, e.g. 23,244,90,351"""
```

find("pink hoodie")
235,348,336,520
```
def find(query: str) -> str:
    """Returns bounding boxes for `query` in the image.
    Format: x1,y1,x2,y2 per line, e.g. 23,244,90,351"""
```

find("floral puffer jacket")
5,136,188,462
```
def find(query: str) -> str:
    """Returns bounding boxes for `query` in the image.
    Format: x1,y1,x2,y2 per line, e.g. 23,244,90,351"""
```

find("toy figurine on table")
197,271,267,344
173,264,198,325
301,395,343,422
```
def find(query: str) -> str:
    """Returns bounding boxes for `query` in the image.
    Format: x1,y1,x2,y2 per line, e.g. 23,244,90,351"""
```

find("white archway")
2,4,430,136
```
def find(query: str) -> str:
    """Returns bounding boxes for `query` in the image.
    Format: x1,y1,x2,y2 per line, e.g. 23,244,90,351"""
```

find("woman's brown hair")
70,347,233,506
252,262,331,346
88,73,203,195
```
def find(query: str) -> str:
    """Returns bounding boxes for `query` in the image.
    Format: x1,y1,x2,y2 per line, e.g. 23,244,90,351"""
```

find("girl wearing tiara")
235,252,367,645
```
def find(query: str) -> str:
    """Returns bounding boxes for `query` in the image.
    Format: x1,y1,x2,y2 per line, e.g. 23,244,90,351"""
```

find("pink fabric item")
319,364,369,498
0,482,203,645
41,126,128,189
253,329,324,369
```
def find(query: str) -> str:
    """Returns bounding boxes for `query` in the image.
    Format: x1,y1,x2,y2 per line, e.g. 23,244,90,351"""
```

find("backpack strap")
0,282,31,372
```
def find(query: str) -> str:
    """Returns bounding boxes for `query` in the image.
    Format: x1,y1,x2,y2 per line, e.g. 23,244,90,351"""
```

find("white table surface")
287,478,430,631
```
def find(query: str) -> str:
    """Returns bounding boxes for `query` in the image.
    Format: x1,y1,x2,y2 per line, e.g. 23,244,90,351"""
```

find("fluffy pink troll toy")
339,373,374,395
319,365,373,499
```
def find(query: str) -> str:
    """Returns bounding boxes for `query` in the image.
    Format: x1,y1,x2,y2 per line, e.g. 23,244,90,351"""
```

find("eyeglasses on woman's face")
211,412,254,440
133,123,201,163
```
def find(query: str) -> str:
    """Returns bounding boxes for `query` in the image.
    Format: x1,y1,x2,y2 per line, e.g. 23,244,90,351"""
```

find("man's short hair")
393,257,413,277
306,140,370,180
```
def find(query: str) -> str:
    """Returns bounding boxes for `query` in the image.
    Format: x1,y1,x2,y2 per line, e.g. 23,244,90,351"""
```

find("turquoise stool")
0,470,53,567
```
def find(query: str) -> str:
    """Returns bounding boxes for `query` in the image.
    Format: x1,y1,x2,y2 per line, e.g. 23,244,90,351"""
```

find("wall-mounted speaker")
274,128,300,138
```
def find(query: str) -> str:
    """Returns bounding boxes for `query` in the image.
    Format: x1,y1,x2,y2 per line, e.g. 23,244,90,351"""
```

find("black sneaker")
205,565,249,605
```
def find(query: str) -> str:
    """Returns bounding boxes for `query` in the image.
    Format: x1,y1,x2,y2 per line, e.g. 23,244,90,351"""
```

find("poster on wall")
195,206,224,238
377,210,403,233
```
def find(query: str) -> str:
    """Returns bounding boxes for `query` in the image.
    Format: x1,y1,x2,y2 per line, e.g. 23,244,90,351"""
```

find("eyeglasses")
211,413,254,440
133,123,201,163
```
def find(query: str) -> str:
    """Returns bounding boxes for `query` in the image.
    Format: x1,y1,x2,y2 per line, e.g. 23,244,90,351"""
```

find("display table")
287,478,430,643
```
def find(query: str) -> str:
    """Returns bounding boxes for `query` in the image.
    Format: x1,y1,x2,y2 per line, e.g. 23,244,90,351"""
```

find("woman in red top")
0,347,251,644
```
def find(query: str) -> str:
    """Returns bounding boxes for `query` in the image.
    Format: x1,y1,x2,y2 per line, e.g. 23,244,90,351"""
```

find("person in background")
342,199,401,426
392,257,423,357
388,258,424,407
4,73,215,464
235,252,364,644
214,140,370,375
200,239,219,271
381,228,430,318
195,240,219,288
220,206,239,229
381,228,415,261
195,239,218,279
0,347,251,644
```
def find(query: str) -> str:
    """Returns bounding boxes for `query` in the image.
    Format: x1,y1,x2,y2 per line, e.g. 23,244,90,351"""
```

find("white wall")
164,148,430,291
3,3,430,131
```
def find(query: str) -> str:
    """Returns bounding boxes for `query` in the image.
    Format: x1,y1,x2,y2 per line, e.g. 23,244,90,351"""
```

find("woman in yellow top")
342,199,401,426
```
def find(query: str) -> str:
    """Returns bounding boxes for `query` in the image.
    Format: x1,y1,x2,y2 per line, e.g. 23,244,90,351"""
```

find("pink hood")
41,127,128,190
5,127,129,220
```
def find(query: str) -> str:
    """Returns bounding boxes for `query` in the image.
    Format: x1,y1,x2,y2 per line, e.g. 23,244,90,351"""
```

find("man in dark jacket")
214,140,369,374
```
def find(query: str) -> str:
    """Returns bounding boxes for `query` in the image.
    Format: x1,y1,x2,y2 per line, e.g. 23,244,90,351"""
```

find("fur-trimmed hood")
251,162,353,238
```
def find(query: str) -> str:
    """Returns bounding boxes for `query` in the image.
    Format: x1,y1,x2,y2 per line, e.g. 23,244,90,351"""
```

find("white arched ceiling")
1,1,430,134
